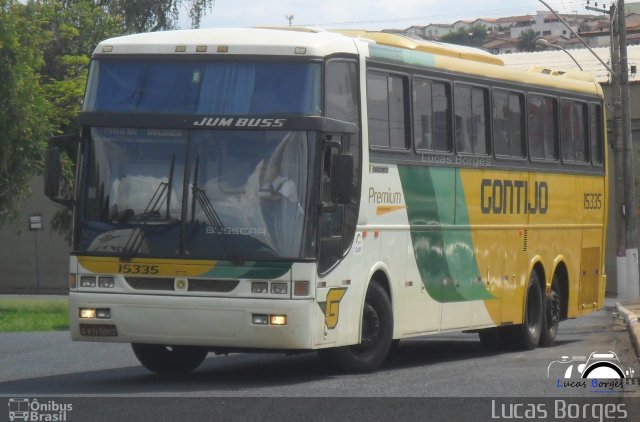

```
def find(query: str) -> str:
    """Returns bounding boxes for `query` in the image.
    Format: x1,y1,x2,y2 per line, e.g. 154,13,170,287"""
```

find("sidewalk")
616,299,640,358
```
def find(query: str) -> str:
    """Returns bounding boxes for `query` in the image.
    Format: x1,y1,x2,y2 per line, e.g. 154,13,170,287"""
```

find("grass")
0,297,69,332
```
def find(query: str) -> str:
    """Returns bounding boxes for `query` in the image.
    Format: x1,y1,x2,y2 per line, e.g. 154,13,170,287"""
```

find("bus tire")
131,343,208,375
512,271,544,350
539,276,561,347
322,282,393,373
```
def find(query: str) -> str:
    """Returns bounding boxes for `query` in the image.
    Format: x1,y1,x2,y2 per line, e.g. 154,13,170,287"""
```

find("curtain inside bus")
83,60,322,115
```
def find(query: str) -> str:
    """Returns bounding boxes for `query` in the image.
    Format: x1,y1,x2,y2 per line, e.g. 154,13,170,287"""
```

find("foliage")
0,0,214,232
0,0,52,224
517,29,539,52
99,0,215,33
440,25,488,47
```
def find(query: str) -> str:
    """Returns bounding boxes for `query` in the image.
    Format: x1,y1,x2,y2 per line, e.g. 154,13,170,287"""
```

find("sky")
180,0,603,31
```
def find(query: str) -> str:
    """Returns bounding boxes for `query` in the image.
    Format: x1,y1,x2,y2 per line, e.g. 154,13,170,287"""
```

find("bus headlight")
270,283,288,295
251,282,268,294
79,308,96,319
80,276,96,288
98,277,115,288
270,315,287,325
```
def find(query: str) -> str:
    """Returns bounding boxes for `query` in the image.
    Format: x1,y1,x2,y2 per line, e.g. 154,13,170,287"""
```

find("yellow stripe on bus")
77,256,217,277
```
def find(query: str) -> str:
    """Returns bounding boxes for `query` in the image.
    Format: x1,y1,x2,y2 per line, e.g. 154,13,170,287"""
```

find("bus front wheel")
131,343,208,375
320,281,393,373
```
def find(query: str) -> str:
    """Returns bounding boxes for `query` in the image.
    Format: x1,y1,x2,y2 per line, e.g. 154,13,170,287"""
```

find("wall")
0,176,70,293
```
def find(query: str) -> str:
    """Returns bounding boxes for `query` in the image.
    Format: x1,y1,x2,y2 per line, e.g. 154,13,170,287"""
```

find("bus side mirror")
331,153,353,205
44,135,77,205
44,145,62,199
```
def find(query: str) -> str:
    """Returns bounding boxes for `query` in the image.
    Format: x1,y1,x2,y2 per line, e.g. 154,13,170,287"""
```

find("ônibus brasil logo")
8,398,72,422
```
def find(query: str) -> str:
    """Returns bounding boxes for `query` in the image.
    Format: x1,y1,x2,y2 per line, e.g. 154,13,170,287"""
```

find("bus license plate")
79,324,118,337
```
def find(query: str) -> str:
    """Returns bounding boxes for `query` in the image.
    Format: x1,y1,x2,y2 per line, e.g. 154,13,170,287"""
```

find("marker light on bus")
80,276,96,288
98,277,115,288
294,281,309,296
69,274,77,289
270,315,287,326
270,283,288,295
251,282,268,294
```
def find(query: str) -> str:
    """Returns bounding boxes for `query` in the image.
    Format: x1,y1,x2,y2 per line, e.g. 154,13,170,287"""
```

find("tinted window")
367,71,408,149
590,103,604,165
528,95,558,160
413,78,451,152
455,84,489,155
325,60,359,124
85,60,322,115
561,100,589,163
493,90,525,158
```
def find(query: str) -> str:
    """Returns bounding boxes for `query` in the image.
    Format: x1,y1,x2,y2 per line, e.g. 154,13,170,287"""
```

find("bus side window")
493,90,525,158
561,100,589,163
590,103,604,166
413,78,451,153
367,71,409,150
455,84,489,155
325,60,359,125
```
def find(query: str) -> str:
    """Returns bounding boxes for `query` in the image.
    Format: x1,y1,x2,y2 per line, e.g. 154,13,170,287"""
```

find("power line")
302,1,596,28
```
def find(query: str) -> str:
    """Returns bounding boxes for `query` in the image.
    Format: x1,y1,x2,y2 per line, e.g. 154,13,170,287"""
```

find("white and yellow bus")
45,27,607,374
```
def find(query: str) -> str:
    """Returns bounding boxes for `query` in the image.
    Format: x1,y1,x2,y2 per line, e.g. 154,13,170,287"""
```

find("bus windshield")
83,59,322,115
80,127,313,261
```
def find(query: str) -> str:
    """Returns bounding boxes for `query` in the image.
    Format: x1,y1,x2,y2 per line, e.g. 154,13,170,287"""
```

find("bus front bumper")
69,292,315,350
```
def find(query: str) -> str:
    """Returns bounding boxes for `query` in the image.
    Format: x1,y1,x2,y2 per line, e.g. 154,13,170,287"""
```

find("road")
0,299,638,399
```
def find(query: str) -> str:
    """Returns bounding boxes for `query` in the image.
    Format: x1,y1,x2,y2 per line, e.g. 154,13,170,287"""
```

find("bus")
45,27,607,375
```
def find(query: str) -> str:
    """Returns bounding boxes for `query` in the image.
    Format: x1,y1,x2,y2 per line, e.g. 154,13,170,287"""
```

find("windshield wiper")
120,154,176,261
190,155,244,266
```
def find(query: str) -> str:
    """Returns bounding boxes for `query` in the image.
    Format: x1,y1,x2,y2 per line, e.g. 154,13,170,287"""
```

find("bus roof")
93,27,359,57
94,27,602,97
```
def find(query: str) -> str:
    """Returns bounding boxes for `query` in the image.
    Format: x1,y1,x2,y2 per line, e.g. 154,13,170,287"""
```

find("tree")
0,0,52,224
440,25,488,48
0,0,215,230
98,0,215,33
517,29,539,52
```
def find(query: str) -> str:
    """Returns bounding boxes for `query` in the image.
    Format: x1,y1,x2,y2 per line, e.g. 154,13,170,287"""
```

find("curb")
616,301,640,358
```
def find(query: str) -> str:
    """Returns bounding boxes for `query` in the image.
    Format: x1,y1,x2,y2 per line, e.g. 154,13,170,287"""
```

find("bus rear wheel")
320,282,393,373
512,271,544,350
539,276,562,347
131,343,208,375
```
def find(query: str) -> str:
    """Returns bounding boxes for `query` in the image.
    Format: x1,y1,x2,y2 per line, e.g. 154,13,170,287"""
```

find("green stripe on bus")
203,261,292,279
369,45,436,68
398,166,494,302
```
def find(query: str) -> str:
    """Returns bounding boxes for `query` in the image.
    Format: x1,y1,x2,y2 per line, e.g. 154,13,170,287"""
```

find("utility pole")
541,0,639,297
610,3,627,293
618,0,640,297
